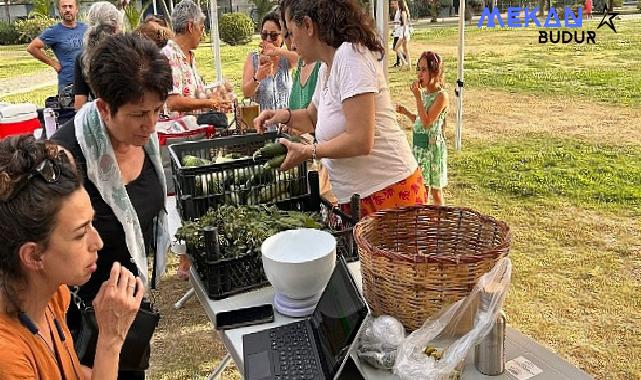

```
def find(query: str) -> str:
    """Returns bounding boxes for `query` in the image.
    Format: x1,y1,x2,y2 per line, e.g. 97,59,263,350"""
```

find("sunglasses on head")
261,31,281,41
5,158,61,201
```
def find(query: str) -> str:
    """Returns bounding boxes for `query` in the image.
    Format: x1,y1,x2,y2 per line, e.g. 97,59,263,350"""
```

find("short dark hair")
88,32,173,115
281,0,384,60
0,135,81,313
262,11,281,30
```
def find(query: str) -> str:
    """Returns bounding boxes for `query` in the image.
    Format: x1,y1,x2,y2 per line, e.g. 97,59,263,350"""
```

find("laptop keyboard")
270,321,321,380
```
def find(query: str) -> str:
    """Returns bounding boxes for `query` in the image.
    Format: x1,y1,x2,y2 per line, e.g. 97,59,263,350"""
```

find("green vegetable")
287,135,305,144
264,155,286,170
246,166,274,187
182,154,212,167
225,152,246,160
174,205,324,261
253,142,287,159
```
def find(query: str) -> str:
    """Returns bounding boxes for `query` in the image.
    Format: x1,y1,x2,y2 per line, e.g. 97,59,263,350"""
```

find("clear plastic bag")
393,257,512,380
357,315,406,369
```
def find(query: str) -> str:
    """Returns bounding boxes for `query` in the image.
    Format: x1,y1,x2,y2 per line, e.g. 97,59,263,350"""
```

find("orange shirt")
0,285,82,380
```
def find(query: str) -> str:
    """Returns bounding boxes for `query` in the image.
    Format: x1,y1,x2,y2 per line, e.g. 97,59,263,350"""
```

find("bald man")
27,0,87,94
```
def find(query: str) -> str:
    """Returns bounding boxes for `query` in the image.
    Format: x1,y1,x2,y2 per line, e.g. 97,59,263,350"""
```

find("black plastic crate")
186,227,268,300
168,133,310,220
183,191,361,300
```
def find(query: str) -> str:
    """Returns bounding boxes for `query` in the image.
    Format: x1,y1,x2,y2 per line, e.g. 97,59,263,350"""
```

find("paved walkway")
0,68,57,98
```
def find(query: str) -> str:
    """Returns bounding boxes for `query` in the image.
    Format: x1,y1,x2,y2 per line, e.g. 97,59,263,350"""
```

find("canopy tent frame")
204,0,464,148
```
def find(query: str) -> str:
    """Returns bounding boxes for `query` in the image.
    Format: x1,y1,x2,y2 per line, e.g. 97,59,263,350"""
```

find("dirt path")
0,68,57,97
443,88,641,146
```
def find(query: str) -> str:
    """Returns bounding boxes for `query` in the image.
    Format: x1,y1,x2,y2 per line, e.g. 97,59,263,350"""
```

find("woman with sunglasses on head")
53,32,172,380
162,0,230,115
0,135,143,379
137,15,173,48
242,11,296,111
255,0,427,217
396,51,449,205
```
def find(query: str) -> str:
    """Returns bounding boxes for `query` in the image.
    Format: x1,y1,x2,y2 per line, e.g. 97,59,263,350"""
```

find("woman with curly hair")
73,1,123,110
0,135,143,379
136,15,174,48
255,0,427,217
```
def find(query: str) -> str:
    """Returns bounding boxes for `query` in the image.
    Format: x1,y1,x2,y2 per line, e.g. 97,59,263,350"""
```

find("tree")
4,0,11,24
31,0,52,16
123,0,152,30
251,0,276,27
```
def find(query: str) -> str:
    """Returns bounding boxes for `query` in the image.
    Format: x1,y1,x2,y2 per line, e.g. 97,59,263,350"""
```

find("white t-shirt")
392,10,403,38
312,42,418,204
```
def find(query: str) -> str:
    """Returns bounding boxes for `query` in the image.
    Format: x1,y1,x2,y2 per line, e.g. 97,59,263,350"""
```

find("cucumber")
246,165,275,187
254,142,287,159
182,154,212,167
263,155,286,170
287,135,305,144
233,167,253,186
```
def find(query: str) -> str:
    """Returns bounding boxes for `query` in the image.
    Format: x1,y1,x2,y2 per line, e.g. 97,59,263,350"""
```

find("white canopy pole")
374,0,390,80
209,0,222,82
455,0,465,151
152,0,157,15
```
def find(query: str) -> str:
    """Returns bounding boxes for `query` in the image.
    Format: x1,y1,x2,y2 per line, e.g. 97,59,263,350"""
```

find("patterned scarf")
74,101,170,288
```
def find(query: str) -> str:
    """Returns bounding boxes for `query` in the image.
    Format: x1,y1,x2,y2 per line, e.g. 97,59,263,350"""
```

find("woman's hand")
93,262,143,347
278,138,310,171
255,59,273,81
254,108,289,133
261,43,282,57
395,103,410,116
410,81,421,98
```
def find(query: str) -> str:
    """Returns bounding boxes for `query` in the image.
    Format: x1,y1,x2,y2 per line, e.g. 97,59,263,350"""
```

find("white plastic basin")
261,229,336,300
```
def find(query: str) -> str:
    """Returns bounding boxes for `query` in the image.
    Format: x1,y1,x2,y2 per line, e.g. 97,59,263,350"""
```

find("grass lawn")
0,85,58,105
0,44,51,80
1,19,640,380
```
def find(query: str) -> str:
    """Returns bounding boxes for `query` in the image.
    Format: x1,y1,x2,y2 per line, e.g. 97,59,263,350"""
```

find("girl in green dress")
396,51,449,205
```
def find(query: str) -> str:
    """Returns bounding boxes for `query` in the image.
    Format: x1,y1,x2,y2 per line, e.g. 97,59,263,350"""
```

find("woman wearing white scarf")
53,33,171,380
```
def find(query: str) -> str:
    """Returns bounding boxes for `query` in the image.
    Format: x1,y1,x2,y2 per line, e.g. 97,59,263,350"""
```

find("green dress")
413,89,448,188
288,59,321,110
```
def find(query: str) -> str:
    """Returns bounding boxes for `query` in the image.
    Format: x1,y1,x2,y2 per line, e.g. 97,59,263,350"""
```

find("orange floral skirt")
340,169,428,218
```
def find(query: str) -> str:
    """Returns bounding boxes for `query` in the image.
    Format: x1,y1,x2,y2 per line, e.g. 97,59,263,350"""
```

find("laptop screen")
310,258,367,378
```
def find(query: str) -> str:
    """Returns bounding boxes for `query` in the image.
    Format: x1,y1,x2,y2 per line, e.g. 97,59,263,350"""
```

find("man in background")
27,0,86,94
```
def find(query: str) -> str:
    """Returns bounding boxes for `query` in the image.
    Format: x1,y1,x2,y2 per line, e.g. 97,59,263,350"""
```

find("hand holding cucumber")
277,138,310,171
252,135,308,171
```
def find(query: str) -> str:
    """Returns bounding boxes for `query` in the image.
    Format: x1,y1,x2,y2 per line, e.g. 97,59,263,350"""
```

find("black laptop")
243,256,368,380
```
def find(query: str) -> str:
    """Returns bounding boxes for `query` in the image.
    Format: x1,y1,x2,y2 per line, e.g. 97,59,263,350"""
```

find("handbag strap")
151,212,159,290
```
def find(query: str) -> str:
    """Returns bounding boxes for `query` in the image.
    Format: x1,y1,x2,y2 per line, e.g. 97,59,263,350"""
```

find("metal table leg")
207,353,232,380
174,287,196,309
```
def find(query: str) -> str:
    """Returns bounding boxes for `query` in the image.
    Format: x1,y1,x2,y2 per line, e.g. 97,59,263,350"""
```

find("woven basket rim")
354,205,511,264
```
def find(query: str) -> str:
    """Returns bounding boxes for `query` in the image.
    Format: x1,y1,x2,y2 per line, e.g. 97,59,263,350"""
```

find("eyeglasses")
5,159,60,201
261,31,281,41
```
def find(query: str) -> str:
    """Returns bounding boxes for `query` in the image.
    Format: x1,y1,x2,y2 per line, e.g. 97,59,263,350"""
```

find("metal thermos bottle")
43,108,57,138
474,309,506,375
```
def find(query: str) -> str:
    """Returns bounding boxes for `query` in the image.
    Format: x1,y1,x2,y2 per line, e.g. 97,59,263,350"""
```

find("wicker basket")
354,205,511,331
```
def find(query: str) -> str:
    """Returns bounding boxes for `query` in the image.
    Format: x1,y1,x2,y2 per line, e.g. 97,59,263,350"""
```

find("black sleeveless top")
53,120,164,301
